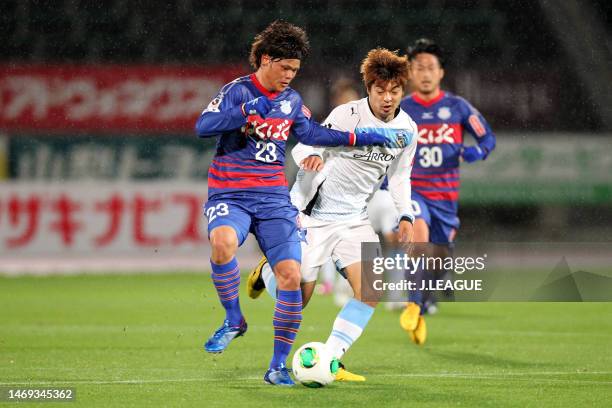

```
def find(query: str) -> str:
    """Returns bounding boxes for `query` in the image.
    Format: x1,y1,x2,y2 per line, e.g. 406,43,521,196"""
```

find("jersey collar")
411,91,445,107
250,73,279,99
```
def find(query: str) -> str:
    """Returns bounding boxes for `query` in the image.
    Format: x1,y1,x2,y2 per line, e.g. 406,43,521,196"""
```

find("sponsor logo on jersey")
353,148,396,162
417,123,463,144
244,116,293,141
437,107,452,120
422,112,434,119
280,100,292,114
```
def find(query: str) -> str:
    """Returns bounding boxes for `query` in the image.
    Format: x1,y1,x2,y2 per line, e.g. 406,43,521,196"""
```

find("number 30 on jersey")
418,146,443,168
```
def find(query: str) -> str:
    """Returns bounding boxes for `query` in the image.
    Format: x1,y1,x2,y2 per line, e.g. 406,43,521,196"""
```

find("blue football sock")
270,289,302,368
407,266,426,314
210,257,243,326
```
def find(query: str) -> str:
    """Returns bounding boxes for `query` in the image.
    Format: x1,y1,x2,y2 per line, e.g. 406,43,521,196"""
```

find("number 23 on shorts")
205,202,230,222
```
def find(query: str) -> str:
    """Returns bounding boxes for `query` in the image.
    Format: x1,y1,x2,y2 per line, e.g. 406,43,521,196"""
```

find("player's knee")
209,228,238,263
274,260,301,290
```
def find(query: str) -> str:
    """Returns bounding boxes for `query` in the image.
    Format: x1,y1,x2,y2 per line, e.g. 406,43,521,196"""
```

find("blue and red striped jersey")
400,91,496,203
195,74,353,199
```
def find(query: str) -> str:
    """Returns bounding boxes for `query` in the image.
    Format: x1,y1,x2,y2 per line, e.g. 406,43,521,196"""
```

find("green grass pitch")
1,272,611,407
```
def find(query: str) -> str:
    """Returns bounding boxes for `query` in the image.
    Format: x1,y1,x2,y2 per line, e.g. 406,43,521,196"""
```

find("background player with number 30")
399,39,496,343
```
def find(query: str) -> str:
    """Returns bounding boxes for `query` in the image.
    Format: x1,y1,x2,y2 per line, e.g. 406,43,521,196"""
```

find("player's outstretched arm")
459,98,496,163
290,101,389,147
294,120,386,147
195,96,271,138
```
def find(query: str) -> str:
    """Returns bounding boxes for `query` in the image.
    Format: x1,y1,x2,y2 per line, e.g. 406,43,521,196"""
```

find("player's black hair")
407,38,445,68
249,20,311,69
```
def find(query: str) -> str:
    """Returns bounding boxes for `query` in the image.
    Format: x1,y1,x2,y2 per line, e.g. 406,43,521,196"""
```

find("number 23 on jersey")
255,141,278,163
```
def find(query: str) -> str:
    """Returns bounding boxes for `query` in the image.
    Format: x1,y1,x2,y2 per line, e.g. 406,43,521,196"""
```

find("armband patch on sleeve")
469,114,486,137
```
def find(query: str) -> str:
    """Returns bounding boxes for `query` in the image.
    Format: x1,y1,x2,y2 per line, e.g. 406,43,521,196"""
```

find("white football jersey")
290,97,418,222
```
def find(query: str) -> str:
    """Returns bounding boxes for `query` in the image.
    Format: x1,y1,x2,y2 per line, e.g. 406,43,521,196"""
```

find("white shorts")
367,189,398,234
300,214,380,283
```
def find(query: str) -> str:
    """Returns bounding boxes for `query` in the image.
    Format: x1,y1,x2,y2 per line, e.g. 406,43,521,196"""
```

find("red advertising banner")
0,65,245,133
0,182,210,254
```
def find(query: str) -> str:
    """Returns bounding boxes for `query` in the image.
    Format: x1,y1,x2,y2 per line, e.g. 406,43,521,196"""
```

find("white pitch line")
378,371,612,377
377,372,612,385
1,372,611,387
0,377,257,386
467,329,612,338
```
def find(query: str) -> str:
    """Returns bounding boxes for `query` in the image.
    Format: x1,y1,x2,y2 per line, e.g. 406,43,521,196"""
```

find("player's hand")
461,145,485,163
398,220,414,244
300,155,324,172
355,131,409,148
242,96,272,117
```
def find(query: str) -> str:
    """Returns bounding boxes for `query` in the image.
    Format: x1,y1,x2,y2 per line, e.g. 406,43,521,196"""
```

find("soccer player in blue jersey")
194,21,398,386
399,39,496,344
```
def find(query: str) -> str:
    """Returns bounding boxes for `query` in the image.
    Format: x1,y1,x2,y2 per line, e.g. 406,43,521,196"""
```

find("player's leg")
249,214,334,307
404,193,430,311
400,193,430,344
409,193,431,308
254,202,305,386
368,189,404,309
257,259,318,306
326,260,377,349
428,205,460,303
325,260,372,382
246,210,309,300
400,217,428,331
331,255,354,307
324,222,380,382
210,226,242,324
203,200,251,353
249,253,319,305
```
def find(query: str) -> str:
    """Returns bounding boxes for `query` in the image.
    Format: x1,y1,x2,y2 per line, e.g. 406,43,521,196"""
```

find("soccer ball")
291,342,340,388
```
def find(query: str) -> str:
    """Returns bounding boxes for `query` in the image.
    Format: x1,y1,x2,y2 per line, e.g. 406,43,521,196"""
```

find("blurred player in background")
330,77,361,107
399,39,496,344
248,48,418,382
194,21,394,386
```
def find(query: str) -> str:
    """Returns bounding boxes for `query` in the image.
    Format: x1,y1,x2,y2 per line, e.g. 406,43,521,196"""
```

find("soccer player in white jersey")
247,48,418,382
